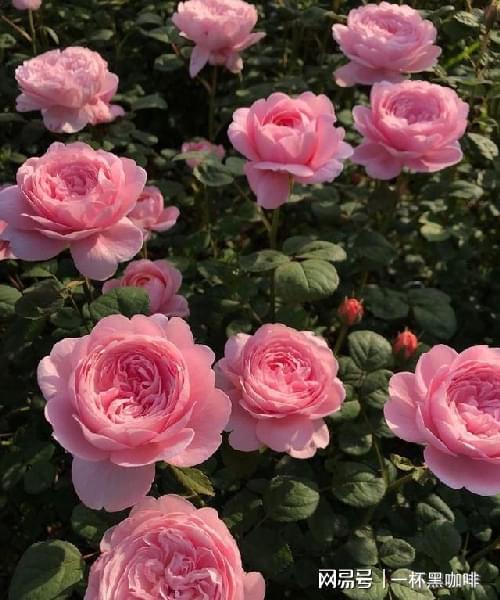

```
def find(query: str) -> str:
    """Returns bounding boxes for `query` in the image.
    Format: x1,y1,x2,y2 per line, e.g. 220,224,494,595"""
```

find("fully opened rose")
385,345,500,495
172,0,265,78
103,259,189,318
0,142,146,280
228,92,353,209
216,324,345,458
85,495,265,599
15,47,124,133
38,315,231,511
127,185,179,241
352,81,469,180
332,2,441,87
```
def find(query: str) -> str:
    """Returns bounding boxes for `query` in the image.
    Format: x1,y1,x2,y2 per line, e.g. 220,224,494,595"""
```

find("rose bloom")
15,47,124,133
0,142,146,280
103,260,189,318
332,2,441,87
228,92,353,209
385,345,500,495
216,324,345,458
352,81,469,180
85,495,265,600
127,186,179,241
172,0,265,78
0,185,15,260
12,0,41,8
181,139,226,168
38,315,231,511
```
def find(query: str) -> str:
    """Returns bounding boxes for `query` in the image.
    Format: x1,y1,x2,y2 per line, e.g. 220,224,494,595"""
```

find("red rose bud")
338,298,364,326
393,329,419,359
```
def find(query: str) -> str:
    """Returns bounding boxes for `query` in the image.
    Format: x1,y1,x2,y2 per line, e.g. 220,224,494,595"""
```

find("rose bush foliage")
1,1,500,599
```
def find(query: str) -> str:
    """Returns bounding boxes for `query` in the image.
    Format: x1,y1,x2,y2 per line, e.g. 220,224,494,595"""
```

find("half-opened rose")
333,2,441,87
181,139,226,168
85,495,265,599
172,0,265,78
38,315,230,511
216,324,345,458
0,142,146,280
385,345,500,495
15,47,124,133
228,92,353,209
352,81,469,180
103,259,189,318
127,186,179,240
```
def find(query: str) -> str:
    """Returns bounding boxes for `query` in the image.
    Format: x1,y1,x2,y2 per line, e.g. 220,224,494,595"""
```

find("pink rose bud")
0,142,147,280
12,0,41,9
127,186,179,240
333,2,441,87
392,329,419,359
216,324,346,458
338,297,364,326
181,139,226,169
385,344,500,495
103,259,189,318
15,47,125,133
38,315,231,511
228,92,353,209
172,0,266,78
352,81,469,180
85,495,265,600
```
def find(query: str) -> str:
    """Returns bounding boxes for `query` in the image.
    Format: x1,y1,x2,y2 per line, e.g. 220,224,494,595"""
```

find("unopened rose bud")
338,297,364,327
393,329,419,359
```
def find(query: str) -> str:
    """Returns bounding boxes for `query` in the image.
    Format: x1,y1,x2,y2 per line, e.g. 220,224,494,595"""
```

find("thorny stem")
333,322,348,355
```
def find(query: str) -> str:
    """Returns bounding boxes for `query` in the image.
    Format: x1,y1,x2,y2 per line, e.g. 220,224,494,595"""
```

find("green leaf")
363,286,409,321
346,529,379,565
380,538,416,568
154,53,183,72
241,526,293,578
282,237,346,262
15,280,64,320
223,490,264,535
420,520,461,562
170,465,215,496
308,499,347,544
8,540,84,600
0,284,22,318
71,504,109,545
338,423,373,456
89,287,150,321
23,461,56,495
194,158,234,187
467,133,499,160
332,462,387,508
275,259,339,303
264,476,320,522
389,569,433,600
407,288,457,340
240,250,290,272
354,230,396,267
348,331,393,372
360,369,392,409
132,93,168,111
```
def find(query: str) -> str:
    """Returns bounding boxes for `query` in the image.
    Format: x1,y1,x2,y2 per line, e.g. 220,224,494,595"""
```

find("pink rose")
0,142,146,280
127,186,179,240
38,315,231,511
85,495,265,600
172,0,265,78
0,221,15,260
181,139,226,168
333,2,441,87
103,259,189,318
228,92,353,209
15,47,125,133
12,0,41,8
385,345,500,495
352,81,469,180
216,324,345,458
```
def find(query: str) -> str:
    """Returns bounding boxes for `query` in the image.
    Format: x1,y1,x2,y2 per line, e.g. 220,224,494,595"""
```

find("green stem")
269,208,280,322
208,66,218,141
28,10,37,55
333,323,348,355
386,472,417,494
468,535,500,564
83,277,94,304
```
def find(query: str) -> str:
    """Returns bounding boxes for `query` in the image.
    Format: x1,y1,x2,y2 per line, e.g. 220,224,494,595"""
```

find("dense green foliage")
1,1,499,598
